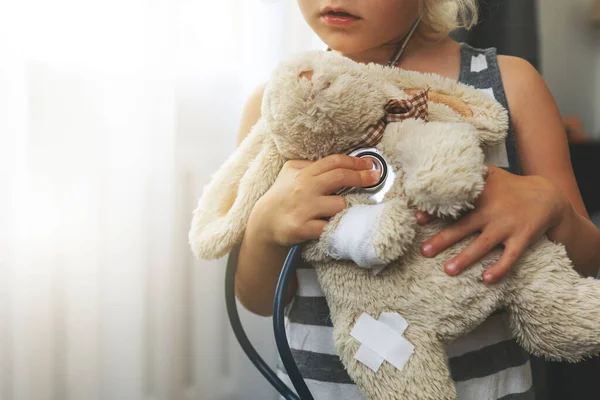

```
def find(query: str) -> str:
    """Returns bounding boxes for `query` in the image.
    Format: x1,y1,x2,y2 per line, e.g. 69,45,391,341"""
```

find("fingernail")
445,262,458,275
483,272,494,282
369,170,381,181
422,243,433,256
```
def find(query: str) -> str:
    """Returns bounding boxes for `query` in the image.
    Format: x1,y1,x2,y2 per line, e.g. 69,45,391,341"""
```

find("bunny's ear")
378,65,509,147
189,119,286,260
403,87,508,147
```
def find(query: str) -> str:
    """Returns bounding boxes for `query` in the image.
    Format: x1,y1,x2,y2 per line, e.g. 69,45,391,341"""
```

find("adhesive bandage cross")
350,313,415,373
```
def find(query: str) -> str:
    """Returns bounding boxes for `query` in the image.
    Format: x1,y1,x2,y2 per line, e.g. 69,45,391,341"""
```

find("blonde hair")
421,0,479,35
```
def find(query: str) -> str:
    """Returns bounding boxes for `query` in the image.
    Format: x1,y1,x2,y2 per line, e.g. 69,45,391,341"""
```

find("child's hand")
418,166,569,283
248,154,379,248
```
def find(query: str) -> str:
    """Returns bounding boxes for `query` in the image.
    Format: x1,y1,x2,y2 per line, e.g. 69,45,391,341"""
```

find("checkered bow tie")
349,88,429,151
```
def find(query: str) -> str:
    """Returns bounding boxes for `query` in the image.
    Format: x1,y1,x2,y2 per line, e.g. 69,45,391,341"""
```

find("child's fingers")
297,219,328,241
316,168,380,195
415,211,436,225
443,227,506,276
482,237,528,283
421,210,481,257
311,196,347,219
303,154,373,177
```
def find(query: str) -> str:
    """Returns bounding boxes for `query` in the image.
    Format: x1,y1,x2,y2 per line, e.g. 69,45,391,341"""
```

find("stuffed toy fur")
189,50,600,400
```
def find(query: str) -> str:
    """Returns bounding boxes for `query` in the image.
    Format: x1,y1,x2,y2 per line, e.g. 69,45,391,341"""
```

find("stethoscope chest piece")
337,147,396,203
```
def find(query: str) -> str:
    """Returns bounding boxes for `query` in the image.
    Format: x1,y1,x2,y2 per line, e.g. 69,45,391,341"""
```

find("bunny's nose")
299,70,313,81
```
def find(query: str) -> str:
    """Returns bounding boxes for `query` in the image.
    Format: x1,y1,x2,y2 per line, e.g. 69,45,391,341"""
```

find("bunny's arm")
302,194,416,269
392,119,488,219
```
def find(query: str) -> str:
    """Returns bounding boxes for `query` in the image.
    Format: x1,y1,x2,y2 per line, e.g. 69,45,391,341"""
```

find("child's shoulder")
496,54,546,121
497,54,538,80
460,41,557,154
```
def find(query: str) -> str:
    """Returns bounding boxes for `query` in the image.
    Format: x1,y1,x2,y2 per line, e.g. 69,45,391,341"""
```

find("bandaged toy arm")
394,119,487,219
304,194,416,269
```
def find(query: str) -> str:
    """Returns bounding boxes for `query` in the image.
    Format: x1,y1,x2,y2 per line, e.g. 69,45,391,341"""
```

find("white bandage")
327,204,386,270
351,313,415,373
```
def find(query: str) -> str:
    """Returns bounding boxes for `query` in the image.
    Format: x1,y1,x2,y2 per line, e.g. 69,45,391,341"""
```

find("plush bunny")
189,50,600,400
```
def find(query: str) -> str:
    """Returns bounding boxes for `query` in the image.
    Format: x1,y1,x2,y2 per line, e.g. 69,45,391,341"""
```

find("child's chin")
321,37,373,58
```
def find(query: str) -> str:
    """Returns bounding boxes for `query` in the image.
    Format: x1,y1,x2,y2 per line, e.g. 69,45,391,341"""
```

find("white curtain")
0,1,322,399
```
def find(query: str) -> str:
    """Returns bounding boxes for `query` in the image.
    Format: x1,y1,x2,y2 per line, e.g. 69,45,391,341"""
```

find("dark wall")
450,0,540,70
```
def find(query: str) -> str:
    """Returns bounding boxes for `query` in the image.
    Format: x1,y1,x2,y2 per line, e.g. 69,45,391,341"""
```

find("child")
232,1,600,399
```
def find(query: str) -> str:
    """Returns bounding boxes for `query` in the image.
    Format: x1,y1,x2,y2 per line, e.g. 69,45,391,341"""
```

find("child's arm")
420,57,600,281
232,85,297,316
501,57,600,277
232,85,378,316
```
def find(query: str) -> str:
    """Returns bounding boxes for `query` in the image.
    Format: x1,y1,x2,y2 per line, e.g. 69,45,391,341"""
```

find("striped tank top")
277,43,535,400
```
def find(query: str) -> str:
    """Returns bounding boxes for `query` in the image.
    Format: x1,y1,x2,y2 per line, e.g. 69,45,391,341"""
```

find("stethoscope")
225,16,421,400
